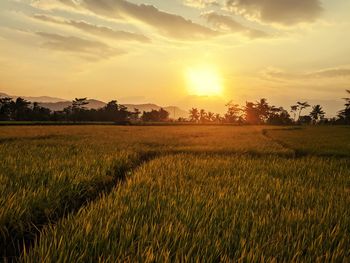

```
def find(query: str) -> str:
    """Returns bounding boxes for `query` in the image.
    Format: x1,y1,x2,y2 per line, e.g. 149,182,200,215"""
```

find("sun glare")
186,66,223,96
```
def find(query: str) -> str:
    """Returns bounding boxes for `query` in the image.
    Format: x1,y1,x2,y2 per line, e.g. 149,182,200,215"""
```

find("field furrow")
22,154,350,262
1,125,349,261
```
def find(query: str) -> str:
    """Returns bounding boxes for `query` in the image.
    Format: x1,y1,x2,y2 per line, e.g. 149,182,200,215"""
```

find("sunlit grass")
22,154,350,262
0,125,349,261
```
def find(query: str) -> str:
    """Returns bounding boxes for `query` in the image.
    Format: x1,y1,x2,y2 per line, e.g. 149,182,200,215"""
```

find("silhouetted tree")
117,105,131,123
337,90,350,124
178,117,187,122
255,98,270,123
299,115,312,124
0,97,13,121
13,97,31,121
310,105,325,124
130,108,141,122
142,108,169,122
31,102,51,121
297,101,310,121
207,112,215,122
267,106,292,125
96,101,133,123
62,98,89,121
225,101,242,123
189,108,200,122
101,100,119,121
214,113,223,123
72,98,89,110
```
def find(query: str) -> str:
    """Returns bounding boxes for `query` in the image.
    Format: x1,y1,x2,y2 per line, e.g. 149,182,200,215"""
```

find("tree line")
0,90,349,124
0,97,169,123
189,100,325,125
187,90,349,125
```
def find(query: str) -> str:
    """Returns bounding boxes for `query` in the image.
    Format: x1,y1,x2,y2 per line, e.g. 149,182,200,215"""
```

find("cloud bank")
203,11,269,38
33,0,219,40
33,14,151,43
184,0,220,9
36,32,125,60
262,67,350,81
226,0,323,25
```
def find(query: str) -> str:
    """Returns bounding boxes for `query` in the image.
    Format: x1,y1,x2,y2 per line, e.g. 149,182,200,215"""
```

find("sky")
0,0,349,116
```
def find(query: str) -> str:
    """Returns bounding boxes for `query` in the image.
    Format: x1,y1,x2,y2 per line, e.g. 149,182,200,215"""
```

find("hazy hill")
0,92,188,119
38,99,106,111
0,92,67,103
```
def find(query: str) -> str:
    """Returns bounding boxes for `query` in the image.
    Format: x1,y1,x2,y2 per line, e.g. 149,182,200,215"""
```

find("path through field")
0,126,349,262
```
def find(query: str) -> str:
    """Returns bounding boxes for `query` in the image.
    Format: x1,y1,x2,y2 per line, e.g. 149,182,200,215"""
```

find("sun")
186,66,223,96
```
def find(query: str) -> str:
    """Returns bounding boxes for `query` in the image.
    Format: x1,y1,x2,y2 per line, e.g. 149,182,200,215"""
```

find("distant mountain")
0,92,188,118
39,99,107,111
0,92,67,103
0,92,9,97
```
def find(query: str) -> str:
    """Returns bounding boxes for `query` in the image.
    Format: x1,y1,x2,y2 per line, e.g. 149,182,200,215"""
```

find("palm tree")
207,112,215,122
297,101,310,121
189,108,199,122
310,105,325,123
214,113,222,123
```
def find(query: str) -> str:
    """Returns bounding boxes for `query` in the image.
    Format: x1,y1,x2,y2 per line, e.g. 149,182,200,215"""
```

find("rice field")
0,125,349,262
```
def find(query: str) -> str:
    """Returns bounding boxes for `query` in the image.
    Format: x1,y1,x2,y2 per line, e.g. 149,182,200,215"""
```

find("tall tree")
0,97,14,121
13,97,31,121
214,113,222,123
101,100,119,121
297,101,311,121
207,112,215,122
130,108,141,121
255,98,270,123
267,106,292,125
310,105,325,123
189,108,199,122
31,102,51,121
72,98,89,110
142,108,169,122
117,105,131,122
225,101,242,123
71,98,89,121
338,90,350,124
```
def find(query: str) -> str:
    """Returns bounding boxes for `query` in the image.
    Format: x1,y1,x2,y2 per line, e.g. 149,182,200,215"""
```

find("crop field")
0,125,349,262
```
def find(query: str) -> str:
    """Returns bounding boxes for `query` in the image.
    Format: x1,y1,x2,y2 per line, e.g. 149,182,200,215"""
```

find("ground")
0,125,349,262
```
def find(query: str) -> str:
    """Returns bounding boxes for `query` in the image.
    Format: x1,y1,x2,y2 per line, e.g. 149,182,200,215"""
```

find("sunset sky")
0,0,349,115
